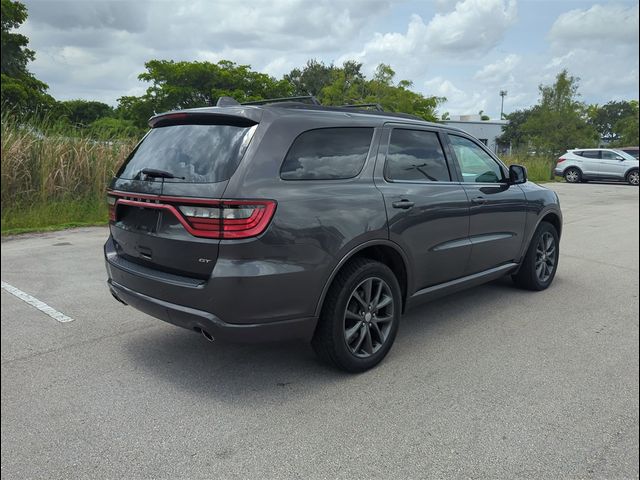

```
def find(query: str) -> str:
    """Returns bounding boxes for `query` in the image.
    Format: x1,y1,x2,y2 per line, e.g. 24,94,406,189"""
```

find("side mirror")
616,156,624,161
509,164,527,184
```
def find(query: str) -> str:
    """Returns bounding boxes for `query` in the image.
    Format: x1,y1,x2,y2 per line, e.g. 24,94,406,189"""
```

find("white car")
554,148,639,185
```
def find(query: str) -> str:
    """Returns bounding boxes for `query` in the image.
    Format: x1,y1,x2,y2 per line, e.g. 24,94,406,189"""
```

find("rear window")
118,123,257,183
280,128,373,180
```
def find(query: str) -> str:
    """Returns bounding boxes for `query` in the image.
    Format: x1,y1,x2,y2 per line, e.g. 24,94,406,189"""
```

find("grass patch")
1,197,108,235
1,111,134,235
501,154,557,183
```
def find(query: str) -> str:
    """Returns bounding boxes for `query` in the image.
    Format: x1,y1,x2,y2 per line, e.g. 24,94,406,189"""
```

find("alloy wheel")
535,232,557,283
565,169,579,183
628,171,639,186
343,277,394,358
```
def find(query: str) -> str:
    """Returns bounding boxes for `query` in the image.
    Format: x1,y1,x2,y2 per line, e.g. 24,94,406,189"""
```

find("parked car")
554,148,639,185
620,146,639,160
105,97,563,372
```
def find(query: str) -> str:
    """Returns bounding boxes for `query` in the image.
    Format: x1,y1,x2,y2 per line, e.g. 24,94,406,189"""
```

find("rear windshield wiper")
138,168,185,180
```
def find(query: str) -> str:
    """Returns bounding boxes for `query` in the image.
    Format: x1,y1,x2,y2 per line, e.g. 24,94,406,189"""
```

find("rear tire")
564,168,581,183
626,169,639,186
513,222,559,291
312,258,401,373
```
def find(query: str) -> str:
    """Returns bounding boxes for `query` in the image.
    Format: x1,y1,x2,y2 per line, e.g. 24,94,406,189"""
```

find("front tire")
312,258,401,372
513,222,559,291
626,169,639,186
564,168,581,183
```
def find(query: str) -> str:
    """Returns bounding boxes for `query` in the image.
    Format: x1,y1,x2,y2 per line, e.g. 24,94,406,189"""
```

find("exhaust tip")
195,327,214,342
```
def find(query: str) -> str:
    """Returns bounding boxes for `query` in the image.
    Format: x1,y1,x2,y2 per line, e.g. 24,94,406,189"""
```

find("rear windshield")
118,123,257,183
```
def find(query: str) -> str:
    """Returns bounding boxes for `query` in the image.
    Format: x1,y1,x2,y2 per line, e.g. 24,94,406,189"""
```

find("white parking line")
1,281,74,323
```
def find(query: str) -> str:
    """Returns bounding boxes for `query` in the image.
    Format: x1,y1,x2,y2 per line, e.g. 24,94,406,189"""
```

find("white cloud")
548,3,639,49
544,3,639,101
474,54,521,83
356,0,517,61
424,0,517,54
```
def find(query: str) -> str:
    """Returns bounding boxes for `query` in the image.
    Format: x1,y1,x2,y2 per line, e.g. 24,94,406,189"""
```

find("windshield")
613,150,638,161
118,123,257,183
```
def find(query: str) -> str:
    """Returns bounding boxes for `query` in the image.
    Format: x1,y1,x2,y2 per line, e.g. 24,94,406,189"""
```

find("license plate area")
117,205,160,234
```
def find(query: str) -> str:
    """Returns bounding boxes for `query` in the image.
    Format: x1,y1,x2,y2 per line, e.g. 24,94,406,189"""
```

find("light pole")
499,90,507,119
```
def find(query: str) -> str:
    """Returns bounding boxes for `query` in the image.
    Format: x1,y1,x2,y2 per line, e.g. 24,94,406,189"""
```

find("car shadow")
123,275,561,403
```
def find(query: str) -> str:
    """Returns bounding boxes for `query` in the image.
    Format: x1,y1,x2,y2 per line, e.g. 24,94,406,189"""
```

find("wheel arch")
540,211,562,239
625,166,639,178
314,240,412,317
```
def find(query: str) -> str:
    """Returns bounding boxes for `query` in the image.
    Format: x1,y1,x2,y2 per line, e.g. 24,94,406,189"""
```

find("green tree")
284,59,334,97
497,108,533,151
612,100,639,146
87,116,142,140
588,100,637,145
118,60,292,128
56,99,114,127
521,70,598,156
317,61,444,122
0,0,53,112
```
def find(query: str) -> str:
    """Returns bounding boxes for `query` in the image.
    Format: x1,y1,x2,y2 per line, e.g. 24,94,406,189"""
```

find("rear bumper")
108,278,317,343
553,168,563,176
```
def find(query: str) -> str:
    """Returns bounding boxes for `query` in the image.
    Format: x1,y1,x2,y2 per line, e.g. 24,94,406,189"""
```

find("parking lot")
1,182,638,479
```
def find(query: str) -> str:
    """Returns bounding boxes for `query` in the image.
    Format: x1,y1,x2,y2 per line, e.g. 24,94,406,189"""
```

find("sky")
19,0,640,119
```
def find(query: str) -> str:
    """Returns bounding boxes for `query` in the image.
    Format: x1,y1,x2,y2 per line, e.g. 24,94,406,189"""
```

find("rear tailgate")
108,112,258,279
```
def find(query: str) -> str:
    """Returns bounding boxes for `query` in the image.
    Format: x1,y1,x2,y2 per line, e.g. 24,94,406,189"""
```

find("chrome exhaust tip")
201,329,215,342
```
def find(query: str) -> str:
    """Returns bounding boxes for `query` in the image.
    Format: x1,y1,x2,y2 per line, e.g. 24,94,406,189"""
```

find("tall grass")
501,153,557,183
1,112,136,234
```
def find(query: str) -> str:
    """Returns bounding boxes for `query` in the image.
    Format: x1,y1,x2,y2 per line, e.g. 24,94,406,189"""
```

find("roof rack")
341,103,384,111
240,95,321,106
215,94,423,121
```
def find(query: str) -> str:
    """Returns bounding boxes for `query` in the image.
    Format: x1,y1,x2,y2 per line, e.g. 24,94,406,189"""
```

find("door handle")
392,199,415,209
471,196,487,205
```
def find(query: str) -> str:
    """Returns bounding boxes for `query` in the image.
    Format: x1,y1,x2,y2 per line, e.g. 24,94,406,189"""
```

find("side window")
601,150,622,160
581,150,600,159
385,129,451,182
449,134,504,183
280,127,373,180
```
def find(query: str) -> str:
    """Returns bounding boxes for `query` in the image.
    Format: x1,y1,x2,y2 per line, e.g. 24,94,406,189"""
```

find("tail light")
557,157,566,164
178,201,276,239
107,194,117,221
107,191,276,239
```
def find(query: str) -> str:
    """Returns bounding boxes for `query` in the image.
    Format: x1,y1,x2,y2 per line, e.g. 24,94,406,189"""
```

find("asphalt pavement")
1,182,638,479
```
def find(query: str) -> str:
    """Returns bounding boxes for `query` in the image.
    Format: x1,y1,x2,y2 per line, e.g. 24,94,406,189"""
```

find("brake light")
107,194,117,221
178,201,276,238
557,157,566,163
107,191,276,239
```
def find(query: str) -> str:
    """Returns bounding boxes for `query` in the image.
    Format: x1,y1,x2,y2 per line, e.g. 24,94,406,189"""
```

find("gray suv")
105,97,563,372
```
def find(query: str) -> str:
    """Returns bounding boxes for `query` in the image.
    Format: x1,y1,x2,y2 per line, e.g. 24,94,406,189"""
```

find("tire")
513,221,559,291
626,169,639,186
564,168,581,183
312,257,401,373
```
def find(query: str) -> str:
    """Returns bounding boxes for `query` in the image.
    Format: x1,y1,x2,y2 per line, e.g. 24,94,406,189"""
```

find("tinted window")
581,150,600,159
280,128,373,180
602,150,622,160
385,129,450,182
449,134,504,183
118,123,257,183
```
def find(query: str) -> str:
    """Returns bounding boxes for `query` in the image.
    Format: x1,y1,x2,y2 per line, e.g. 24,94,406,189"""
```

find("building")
443,115,509,154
